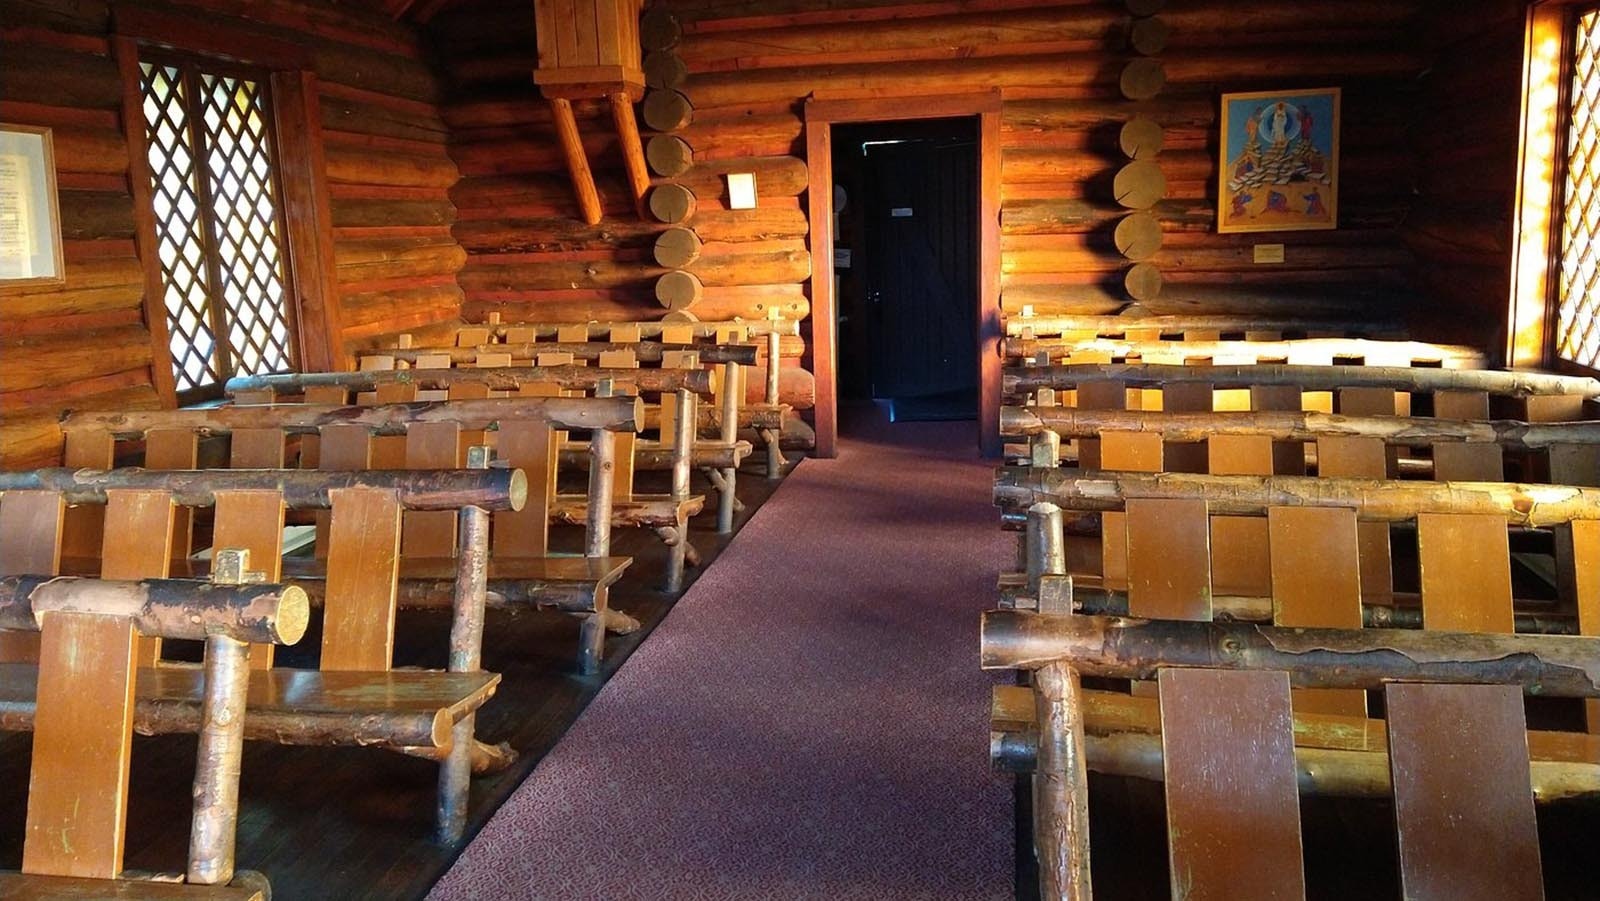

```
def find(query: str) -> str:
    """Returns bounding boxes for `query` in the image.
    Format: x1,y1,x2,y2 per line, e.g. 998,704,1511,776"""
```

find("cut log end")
1125,262,1164,301
1119,116,1164,160
1113,160,1166,210
656,270,704,311
1114,211,1163,261
1129,16,1171,55
640,9,682,52
654,226,704,268
646,134,694,177
649,182,698,224
642,89,694,133
1119,58,1167,101
643,50,688,90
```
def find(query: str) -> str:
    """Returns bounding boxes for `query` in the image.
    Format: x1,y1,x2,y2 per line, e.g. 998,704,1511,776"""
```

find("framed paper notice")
0,124,65,285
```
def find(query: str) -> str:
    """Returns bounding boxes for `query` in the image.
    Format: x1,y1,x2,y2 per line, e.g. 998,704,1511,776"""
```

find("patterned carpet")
430,408,1014,900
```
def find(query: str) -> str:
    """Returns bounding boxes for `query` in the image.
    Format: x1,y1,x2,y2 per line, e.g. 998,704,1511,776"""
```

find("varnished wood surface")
1159,669,1305,900
0,871,263,900
0,468,785,900
1387,683,1544,900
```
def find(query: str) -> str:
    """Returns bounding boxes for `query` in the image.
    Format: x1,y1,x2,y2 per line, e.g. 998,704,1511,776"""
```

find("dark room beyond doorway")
831,117,980,423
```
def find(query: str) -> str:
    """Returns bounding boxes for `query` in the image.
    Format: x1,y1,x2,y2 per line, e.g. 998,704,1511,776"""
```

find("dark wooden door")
862,136,978,402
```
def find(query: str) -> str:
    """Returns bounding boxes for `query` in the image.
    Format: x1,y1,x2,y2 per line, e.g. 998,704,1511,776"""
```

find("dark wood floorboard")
0,464,789,901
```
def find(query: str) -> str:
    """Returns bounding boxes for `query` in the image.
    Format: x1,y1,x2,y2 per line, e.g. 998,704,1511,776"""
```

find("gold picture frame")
1217,88,1340,234
0,123,66,285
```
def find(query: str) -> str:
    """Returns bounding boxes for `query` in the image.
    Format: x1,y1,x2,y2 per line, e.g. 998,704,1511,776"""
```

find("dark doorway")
831,117,979,422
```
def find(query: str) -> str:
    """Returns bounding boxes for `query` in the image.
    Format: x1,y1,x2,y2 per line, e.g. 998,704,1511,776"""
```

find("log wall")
431,0,1441,418
0,0,461,468
1404,0,1527,360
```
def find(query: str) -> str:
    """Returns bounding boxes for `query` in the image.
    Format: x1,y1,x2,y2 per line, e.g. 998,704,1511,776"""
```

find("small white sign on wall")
726,172,757,210
890,207,913,218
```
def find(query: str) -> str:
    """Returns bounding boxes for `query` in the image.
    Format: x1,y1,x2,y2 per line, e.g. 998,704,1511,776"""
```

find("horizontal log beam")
62,396,644,436
0,468,526,512
0,575,308,645
370,342,758,367
1040,585,1577,635
994,469,1600,527
1003,337,1487,367
993,729,1600,803
979,611,1600,696
228,366,714,397
1005,314,1406,338
1002,363,1600,399
1001,407,1600,449
481,319,799,339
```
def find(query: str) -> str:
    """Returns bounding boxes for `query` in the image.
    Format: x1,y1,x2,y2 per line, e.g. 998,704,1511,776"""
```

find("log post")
1026,502,1070,614
609,92,651,219
588,381,618,559
549,97,603,226
438,447,494,841
1034,663,1092,901
717,362,739,534
1030,431,1061,469
766,327,784,478
187,631,250,885
666,389,698,592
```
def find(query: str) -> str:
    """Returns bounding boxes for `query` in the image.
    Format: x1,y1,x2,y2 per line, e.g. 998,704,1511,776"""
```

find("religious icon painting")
1217,87,1340,233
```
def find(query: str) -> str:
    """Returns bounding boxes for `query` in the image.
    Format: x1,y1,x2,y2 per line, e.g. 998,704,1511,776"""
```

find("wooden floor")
0,465,789,901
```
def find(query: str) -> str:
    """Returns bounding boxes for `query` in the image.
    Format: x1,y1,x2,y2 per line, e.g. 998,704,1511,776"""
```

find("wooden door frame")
804,90,1004,457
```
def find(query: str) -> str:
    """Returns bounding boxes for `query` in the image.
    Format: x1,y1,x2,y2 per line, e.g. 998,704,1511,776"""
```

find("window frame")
137,48,303,403
114,6,344,407
1511,0,1600,375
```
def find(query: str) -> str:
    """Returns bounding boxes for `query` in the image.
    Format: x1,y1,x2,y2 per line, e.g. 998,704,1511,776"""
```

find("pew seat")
0,872,266,900
0,664,501,753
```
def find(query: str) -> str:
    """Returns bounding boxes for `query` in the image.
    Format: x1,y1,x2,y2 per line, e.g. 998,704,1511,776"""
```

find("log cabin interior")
4,0,1600,898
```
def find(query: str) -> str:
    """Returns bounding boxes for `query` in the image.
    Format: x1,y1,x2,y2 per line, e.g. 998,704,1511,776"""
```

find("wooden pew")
227,369,720,588
0,466,524,842
982,608,1577,900
993,472,1600,768
0,567,306,899
364,315,801,472
58,396,640,670
1002,335,1488,369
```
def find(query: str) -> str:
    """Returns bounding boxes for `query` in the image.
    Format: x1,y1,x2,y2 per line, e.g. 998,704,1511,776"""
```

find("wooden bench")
58,396,640,670
993,473,1600,778
367,315,801,475
1003,335,1488,370
982,607,1590,899
0,466,525,842
0,567,306,899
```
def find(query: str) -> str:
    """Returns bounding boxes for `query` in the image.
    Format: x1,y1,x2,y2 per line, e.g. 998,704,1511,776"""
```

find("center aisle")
431,408,1015,900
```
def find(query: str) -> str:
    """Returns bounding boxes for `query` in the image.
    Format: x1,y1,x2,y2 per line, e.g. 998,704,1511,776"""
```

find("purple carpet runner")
431,409,1014,899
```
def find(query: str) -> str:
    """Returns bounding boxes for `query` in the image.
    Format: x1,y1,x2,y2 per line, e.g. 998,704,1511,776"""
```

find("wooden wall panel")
431,0,1460,426
0,0,462,469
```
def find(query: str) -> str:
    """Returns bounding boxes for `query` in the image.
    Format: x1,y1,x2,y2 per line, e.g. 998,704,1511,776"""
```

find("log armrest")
0,664,501,753
0,871,267,899
551,494,706,528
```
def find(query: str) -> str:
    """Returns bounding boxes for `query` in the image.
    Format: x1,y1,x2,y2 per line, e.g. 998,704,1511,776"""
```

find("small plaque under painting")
1253,244,1286,264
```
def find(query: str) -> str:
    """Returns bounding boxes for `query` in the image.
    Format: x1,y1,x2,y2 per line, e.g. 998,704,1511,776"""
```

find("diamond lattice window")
139,57,296,400
1558,11,1600,369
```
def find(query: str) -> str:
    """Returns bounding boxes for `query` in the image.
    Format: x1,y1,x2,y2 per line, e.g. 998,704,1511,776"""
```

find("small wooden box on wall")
532,0,646,100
